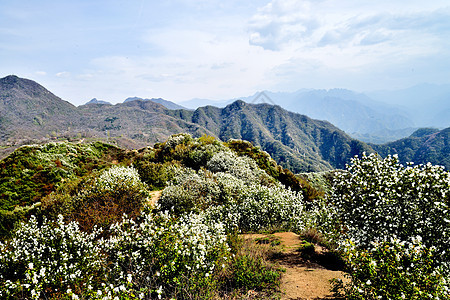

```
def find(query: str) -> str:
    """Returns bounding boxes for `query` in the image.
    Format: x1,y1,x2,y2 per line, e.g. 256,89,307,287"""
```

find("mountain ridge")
1,75,448,171
0,76,372,172
180,88,417,144
124,97,187,110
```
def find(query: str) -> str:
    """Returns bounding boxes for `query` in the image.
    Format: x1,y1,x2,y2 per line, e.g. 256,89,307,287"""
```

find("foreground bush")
327,153,450,298
0,215,104,299
333,237,448,299
0,210,231,299
102,210,230,299
328,153,450,270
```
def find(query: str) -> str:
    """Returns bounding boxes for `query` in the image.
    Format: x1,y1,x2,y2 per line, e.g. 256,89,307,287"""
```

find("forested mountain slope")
372,127,450,170
1,75,372,172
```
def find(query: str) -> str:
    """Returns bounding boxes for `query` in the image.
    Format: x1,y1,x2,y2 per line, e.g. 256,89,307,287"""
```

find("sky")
1,0,450,106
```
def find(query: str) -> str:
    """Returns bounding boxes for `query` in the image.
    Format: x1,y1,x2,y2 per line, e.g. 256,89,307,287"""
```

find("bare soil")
150,191,347,299
243,232,348,300
148,190,162,207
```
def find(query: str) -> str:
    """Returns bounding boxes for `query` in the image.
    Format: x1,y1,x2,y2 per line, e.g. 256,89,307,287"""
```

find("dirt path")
148,190,162,207
150,192,347,299
243,232,348,300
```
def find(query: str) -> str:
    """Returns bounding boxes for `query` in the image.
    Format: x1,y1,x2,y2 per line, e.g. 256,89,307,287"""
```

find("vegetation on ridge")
0,134,448,299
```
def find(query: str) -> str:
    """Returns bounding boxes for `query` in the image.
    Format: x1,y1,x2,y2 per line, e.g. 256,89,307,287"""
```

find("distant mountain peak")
1,75,20,83
1,75,43,92
85,98,111,105
123,97,186,110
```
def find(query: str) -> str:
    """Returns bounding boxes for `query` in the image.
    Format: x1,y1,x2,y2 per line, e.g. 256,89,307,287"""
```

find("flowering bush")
333,237,449,299
158,167,222,214
158,160,319,233
207,150,275,186
0,210,231,299
328,153,450,269
163,133,193,150
0,215,104,299
223,183,308,232
327,153,450,297
73,165,150,230
102,210,229,298
156,134,226,170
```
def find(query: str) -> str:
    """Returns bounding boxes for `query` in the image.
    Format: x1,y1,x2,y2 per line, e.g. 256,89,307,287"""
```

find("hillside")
0,136,314,237
181,89,416,143
2,75,447,172
0,75,373,172
372,127,450,170
0,134,448,300
0,75,80,144
173,100,372,171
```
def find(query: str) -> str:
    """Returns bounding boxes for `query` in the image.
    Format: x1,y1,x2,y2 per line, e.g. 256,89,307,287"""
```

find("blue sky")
1,0,450,105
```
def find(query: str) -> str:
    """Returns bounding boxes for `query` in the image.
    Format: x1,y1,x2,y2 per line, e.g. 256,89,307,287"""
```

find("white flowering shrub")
94,165,144,192
74,165,150,230
333,237,449,299
230,183,306,232
0,215,104,299
163,133,193,150
159,162,316,233
329,153,449,264
158,167,222,214
327,153,450,297
100,210,229,299
0,210,230,299
207,151,275,186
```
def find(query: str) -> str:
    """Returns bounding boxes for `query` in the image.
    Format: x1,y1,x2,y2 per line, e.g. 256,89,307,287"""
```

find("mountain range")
180,86,450,144
1,75,449,171
368,83,450,129
123,97,187,110
85,98,112,105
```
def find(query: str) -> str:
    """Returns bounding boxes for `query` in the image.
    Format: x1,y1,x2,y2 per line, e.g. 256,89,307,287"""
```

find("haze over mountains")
82,83,450,145
180,86,450,144
1,75,449,171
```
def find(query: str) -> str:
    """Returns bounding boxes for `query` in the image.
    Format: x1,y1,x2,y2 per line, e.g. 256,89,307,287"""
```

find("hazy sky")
1,0,450,105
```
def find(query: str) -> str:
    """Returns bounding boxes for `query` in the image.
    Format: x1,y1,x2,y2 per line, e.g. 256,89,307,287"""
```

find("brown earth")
150,192,348,299
148,190,162,207
243,232,349,300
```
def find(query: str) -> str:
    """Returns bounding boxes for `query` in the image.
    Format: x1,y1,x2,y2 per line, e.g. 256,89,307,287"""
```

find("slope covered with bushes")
0,135,323,299
0,135,448,299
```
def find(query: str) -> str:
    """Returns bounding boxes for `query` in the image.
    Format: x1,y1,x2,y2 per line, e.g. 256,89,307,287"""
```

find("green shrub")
0,141,127,238
220,235,283,294
333,237,449,299
134,161,176,190
297,240,315,257
158,167,222,215
72,165,150,231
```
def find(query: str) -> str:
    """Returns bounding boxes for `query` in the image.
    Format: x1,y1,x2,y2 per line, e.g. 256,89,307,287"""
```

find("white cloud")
6,0,449,105
56,71,70,78
249,1,450,51
248,0,319,50
244,0,450,91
